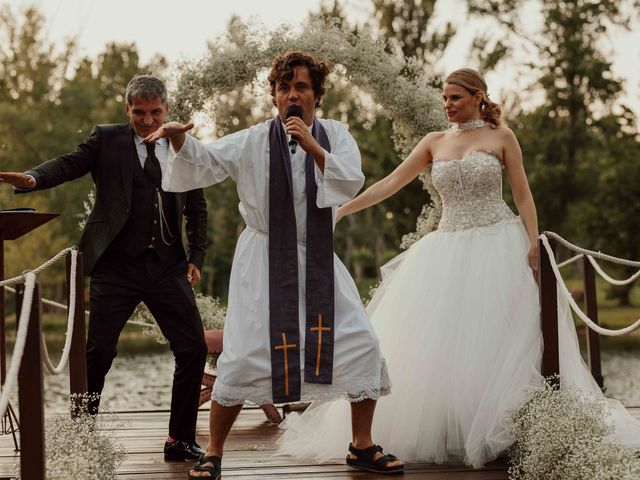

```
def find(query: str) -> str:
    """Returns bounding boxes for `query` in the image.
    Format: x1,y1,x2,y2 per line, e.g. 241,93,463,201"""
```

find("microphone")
285,104,303,154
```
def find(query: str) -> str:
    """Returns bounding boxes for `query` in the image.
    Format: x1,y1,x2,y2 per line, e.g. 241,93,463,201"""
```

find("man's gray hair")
125,75,167,105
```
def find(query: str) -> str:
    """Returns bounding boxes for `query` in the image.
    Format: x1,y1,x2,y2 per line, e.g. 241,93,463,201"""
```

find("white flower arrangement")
171,15,447,245
14,394,126,480
508,377,640,480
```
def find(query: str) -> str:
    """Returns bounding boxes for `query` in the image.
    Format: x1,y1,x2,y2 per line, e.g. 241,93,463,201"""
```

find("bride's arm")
502,127,539,274
337,133,435,221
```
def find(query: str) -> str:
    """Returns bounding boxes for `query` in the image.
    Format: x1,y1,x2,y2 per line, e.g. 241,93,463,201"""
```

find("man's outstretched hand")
0,172,36,190
144,121,194,151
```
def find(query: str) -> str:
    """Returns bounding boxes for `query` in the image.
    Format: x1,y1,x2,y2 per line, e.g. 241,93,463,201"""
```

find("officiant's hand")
0,172,36,190
144,121,194,151
285,116,325,170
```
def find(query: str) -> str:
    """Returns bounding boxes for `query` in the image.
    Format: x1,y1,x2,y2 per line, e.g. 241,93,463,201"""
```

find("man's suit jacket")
19,123,207,275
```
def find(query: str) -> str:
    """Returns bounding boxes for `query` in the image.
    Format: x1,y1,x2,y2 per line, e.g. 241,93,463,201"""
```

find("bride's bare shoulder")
493,124,516,138
421,130,448,147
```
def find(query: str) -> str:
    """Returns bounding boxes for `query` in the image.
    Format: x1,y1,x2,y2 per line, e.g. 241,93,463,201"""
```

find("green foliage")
372,0,455,70
471,0,639,304
573,112,640,305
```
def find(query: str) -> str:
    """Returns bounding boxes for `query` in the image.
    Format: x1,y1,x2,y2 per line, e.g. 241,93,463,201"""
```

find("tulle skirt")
278,218,544,467
277,217,640,467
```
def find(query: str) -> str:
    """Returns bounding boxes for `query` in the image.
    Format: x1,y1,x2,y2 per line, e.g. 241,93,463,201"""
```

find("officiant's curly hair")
268,51,332,107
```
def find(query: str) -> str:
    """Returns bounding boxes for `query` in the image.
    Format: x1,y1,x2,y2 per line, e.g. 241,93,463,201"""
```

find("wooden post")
1,235,6,384
0,212,58,385
66,251,87,403
583,255,604,389
539,235,560,383
16,282,46,480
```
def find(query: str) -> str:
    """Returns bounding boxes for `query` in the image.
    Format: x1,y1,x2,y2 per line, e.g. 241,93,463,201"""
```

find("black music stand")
0,212,58,449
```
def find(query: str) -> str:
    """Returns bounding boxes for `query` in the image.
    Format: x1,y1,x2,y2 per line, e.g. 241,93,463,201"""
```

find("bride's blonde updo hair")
445,68,502,127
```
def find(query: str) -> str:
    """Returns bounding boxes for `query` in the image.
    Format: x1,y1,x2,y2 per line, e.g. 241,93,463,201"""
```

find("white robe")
163,118,390,406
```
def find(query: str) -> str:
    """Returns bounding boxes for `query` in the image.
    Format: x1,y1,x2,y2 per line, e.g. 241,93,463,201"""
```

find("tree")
0,5,167,301
0,5,76,173
468,0,633,234
575,111,640,306
372,0,455,71
469,0,639,304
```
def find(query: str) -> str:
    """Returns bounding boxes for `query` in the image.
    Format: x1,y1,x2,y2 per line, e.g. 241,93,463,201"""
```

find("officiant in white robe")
162,116,390,406
149,51,402,479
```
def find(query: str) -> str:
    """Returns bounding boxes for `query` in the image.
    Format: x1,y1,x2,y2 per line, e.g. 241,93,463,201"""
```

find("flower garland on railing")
171,15,447,246
508,377,640,480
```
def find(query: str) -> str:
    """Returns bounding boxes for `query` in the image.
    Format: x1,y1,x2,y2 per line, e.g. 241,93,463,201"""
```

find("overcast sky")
5,0,640,118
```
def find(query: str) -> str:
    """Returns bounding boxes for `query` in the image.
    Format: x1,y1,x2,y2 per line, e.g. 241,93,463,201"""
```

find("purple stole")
268,116,335,404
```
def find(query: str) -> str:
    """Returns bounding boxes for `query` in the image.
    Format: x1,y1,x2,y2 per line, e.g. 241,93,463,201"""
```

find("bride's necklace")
450,119,488,132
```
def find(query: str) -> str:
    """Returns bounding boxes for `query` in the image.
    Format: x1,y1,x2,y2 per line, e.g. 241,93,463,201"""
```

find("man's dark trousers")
87,247,207,442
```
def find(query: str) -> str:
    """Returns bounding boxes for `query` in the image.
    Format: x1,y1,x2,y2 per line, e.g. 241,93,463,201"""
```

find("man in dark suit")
0,75,208,461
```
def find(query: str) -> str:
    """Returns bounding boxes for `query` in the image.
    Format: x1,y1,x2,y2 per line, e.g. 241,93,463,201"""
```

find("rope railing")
0,246,83,417
3,288,152,329
40,249,77,375
0,247,76,289
545,231,640,285
544,231,640,268
540,234,640,336
557,253,583,269
3,258,151,331
586,255,640,286
0,248,82,375
0,273,36,418
4,288,78,311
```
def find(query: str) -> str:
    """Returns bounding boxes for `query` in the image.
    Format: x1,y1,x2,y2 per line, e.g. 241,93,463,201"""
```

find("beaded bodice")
432,150,515,232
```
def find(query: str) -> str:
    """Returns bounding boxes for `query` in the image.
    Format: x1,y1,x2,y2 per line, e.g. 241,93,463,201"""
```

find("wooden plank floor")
2,407,639,479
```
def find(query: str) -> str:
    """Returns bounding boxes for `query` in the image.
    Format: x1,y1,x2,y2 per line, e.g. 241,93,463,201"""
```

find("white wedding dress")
277,150,640,467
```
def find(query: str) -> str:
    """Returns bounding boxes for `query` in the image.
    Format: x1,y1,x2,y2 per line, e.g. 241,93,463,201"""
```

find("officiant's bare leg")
188,401,242,478
349,399,403,468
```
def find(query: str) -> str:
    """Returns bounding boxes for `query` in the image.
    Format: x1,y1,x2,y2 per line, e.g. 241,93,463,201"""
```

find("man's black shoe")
164,440,205,461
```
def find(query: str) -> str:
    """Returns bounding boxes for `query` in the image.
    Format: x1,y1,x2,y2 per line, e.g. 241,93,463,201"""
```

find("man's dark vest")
109,159,181,260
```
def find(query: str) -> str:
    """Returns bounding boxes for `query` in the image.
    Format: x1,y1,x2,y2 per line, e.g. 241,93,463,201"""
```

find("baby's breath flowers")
78,188,96,231
14,394,126,480
508,378,640,480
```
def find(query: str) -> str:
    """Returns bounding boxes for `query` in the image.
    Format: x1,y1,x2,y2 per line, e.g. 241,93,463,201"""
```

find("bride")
277,68,640,468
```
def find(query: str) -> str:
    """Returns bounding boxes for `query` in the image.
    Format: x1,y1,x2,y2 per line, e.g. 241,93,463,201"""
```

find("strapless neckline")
431,149,514,231
433,150,502,166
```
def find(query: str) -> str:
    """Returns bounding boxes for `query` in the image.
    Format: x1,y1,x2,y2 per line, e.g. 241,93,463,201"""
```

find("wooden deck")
2,406,639,479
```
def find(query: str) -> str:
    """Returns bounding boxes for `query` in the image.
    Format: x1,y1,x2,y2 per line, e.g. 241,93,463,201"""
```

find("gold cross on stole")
274,332,297,397
310,314,331,376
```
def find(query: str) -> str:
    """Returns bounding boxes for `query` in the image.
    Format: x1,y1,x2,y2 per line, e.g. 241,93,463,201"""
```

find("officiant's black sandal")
187,455,221,480
346,443,404,474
